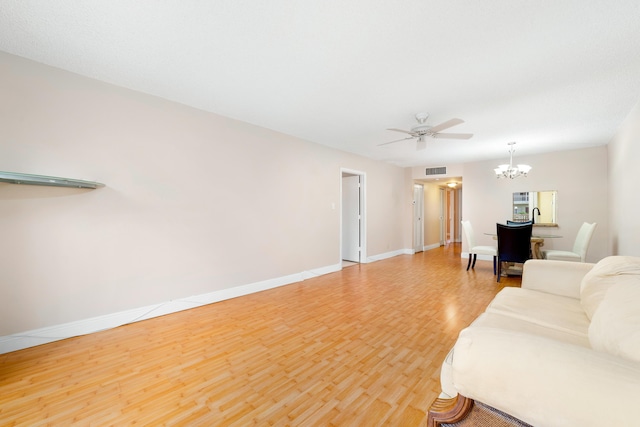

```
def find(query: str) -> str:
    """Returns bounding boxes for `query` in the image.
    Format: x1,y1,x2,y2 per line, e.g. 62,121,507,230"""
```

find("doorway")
439,187,446,246
341,169,366,265
433,185,462,246
413,184,424,253
441,187,461,244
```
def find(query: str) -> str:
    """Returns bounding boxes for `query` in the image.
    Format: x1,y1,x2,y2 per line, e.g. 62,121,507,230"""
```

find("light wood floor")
0,243,521,426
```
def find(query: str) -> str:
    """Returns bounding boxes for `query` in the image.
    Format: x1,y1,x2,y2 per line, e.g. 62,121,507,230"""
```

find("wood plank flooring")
0,243,520,426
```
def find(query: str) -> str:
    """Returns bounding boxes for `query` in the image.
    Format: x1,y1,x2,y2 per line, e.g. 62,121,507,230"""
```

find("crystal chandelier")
494,142,532,179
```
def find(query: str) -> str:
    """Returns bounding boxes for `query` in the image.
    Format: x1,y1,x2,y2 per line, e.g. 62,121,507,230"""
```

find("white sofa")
432,256,640,427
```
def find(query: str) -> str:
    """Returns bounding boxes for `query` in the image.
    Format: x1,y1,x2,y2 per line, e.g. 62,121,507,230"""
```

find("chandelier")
494,142,532,179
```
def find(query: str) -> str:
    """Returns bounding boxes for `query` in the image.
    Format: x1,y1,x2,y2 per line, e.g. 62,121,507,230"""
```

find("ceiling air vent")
425,167,446,176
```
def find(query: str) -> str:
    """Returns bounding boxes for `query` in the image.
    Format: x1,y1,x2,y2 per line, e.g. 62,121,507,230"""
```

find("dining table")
484,232,562,259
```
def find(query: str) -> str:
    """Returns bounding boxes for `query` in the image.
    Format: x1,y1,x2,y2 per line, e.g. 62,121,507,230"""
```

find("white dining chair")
541,222,597,262
461,220,497,275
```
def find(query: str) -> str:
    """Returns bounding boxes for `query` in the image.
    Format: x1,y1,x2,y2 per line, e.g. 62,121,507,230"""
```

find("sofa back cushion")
580,256,640,319
588,279,640,363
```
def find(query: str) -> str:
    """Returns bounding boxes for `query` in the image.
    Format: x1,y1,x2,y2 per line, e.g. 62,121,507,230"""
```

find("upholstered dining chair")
461,220,497,275
541,222,597,262
496,222,533,282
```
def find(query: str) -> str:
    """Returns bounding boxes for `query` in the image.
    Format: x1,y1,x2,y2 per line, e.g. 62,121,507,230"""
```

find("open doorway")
413,184,424,252
442,186,461,244
341,169,366,266
413,180,459,250
439,187,446,246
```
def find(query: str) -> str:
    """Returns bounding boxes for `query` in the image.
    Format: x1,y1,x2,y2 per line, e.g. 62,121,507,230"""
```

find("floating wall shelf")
0,171,105,189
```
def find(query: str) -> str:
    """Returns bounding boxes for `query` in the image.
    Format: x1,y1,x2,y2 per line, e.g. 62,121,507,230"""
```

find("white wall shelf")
0,171,104,189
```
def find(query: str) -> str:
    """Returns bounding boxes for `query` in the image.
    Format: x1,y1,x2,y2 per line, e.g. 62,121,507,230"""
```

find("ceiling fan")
380,113,473,150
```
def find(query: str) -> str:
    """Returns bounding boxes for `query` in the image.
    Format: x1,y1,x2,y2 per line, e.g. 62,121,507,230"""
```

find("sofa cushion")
589,279,640,363
450,326,640,427
439,311,592,399
486,287,590,337
580,256,640,319
471,312,591,347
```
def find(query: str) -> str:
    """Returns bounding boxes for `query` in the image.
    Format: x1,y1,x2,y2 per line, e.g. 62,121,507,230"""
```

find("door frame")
340,168,367,264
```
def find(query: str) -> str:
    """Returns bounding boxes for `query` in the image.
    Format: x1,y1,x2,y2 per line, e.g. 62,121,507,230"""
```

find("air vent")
425,167,447,176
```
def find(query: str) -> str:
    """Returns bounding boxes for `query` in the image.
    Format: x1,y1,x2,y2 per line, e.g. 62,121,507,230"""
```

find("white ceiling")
1,1,640,167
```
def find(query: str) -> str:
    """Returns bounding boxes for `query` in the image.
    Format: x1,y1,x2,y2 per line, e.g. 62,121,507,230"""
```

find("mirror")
513,191,557,226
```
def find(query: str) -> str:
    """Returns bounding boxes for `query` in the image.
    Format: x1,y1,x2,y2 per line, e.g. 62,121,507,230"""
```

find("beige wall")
0,52,410,336
461,146,609,263
608,100,640,256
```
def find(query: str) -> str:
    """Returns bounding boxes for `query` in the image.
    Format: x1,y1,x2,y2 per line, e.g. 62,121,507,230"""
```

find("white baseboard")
423,243,441,251
374,246,441,257
366,248,413,261
0,261,356,354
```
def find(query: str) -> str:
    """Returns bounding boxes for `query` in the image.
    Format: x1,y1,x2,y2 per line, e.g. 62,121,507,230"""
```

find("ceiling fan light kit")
380,113,473,150
494,142,532,179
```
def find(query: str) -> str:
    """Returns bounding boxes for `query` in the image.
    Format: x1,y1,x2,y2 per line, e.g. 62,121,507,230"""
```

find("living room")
1,2,640,424
3,48,634,352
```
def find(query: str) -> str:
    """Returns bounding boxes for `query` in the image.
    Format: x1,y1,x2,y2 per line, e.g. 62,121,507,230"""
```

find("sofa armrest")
521,259,595,299
451,327,640,427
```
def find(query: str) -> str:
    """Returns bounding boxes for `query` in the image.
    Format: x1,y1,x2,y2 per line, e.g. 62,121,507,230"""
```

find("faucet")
532,207,541,224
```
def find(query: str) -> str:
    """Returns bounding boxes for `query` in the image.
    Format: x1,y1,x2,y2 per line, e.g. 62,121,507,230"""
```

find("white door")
413,184,424,253
439,187,446,246
342,175,360,262
448,188,455,243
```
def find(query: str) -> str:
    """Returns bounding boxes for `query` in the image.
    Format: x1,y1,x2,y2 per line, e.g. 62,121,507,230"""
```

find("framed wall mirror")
513,191,557,226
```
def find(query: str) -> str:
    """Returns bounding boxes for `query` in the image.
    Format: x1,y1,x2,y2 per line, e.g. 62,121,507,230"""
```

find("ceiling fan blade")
386,128,416,136
378,136,415,146
429,118,464,133
433,132,474,140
